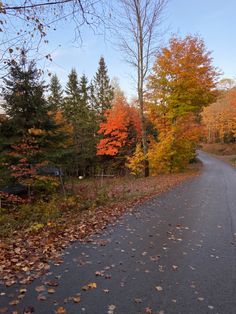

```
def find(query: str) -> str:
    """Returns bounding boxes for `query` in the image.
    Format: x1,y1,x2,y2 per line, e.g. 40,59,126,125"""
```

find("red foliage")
97,95,141,156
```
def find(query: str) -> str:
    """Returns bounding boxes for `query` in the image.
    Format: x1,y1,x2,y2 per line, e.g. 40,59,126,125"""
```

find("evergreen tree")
1,55,68,188
63,68,80,120
79,74,90,107
91,57,114,117
63,70,97,176
2,56,49,135
48,74,63,110
79,74,97,174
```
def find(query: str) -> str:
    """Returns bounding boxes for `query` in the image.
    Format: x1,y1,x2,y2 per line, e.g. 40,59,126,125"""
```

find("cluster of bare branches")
0,0,106,70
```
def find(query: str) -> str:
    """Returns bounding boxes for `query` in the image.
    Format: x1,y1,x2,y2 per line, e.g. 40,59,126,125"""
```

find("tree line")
0,55,115,195
0,35,219,204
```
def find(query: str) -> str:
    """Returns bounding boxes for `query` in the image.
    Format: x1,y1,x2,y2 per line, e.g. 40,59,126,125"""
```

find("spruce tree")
2,56,49,135
63,70,97,176
79,74,90,107
63,68,80,121
91,57,114,117
48,74,63,110
1,55,67,188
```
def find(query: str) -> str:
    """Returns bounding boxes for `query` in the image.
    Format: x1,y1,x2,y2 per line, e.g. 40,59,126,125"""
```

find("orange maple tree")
97,94,141,156
145,35,218,172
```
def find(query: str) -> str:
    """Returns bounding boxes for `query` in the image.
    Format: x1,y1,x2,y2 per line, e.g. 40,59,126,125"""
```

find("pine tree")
48,74,63,110
63,70,97,176
79,74,90,107
1,55,67,190
63,68,80,121
79,74,97,174
2,56,49,135
91,57,114,118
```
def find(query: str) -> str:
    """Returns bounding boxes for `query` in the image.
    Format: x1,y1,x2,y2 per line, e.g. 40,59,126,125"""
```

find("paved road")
1,151,236,314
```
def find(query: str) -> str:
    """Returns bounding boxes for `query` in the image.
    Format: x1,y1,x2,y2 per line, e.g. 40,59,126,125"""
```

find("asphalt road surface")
1,151,236,314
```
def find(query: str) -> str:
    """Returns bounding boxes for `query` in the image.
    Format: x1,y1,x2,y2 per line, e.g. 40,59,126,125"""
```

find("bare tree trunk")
139,85,149,176
113,0,167,177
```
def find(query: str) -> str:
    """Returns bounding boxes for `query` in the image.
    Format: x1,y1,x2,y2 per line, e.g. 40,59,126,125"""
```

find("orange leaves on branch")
97,94,141,156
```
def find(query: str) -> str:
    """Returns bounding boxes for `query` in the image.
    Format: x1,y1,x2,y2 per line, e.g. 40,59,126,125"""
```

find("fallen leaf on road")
155,286,163,292
23,307,34,314
82,282,97,291
9,300,19,305
108,304,116,314
37,294,47,301
35,285,45,292
47,280,59,287
103,289,109,293
72,295,81,303
55,307,67,314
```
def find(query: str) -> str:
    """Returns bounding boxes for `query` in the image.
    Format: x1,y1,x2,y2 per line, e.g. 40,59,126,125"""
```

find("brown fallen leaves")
0,171,198,286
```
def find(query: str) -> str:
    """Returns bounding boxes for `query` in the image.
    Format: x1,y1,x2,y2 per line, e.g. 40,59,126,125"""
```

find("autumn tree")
201,88,236,143
113,0,167,176
146,35,219,172
97,94,141,172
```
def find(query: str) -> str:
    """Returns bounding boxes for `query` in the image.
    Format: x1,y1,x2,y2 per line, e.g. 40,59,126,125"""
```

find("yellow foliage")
148,134,196,174
126,143,145,176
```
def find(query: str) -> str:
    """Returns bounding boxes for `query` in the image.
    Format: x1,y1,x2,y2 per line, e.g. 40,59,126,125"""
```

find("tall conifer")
91,57,114,118
48,74,63,110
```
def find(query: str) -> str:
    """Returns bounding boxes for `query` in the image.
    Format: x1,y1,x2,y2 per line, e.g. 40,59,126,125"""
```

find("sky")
40,0,236,99
4,0,236,100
